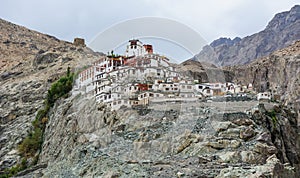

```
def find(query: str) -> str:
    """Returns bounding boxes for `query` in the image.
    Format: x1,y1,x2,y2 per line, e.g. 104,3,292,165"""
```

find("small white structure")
248,83,253,90
110,99,131,110
202,88,213,97
194,84,208,93
152,82,179,93
179,83,194,93
125,39,153,57
124,84,139,97
225,82,235,94
234,85,244,93
257,92,271,101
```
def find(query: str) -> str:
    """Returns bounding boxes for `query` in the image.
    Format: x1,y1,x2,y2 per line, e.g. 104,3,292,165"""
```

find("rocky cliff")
195,5,300,66
15,92,300,177
225,40,300,121
176,60,235,83
1,16,300,178
0,18,102,171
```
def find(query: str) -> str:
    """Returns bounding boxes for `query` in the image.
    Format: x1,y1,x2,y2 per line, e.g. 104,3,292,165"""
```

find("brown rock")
240,127,256,140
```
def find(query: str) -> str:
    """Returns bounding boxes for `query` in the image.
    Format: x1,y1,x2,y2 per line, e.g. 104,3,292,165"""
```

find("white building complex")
75,39,254,110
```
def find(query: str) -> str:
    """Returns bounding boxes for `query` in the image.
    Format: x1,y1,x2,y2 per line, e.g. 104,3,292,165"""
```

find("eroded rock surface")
0,18,102,171
27,93,300,177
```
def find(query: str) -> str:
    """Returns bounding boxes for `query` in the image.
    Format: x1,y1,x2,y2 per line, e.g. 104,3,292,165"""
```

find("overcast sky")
0,0,299,60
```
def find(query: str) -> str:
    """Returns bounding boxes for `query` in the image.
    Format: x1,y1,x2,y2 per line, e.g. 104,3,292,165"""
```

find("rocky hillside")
1,17,300,178
177,59,235,83
226,40,300,123
0,18,102,171
195,5,300,66
15,92,300,177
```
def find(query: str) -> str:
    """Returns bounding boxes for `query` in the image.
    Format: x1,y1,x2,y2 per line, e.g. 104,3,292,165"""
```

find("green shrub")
18,128,42,157
46,73,73,107
267,109,278,126
18,68,74,161
0,158,27,177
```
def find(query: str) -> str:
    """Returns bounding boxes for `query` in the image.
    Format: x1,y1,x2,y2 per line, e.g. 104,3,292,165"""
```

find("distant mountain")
210,37,241,48
226,40,300,114
194,5,300,66
176,59,234,83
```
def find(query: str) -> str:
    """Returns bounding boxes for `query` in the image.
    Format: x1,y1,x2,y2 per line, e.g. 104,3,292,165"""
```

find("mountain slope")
177,59,235,82
226,40,300,118
1,18,300,178
0,18,102,171
195,5,300,66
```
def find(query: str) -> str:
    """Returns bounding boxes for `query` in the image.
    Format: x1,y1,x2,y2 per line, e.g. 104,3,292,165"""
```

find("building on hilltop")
74,39,257,110
73,38,86,47
125,39,153,57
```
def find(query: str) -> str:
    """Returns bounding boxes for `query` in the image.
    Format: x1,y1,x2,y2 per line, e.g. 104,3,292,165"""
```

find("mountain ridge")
0,9,300,177
194,5,300,66
225,40,300,121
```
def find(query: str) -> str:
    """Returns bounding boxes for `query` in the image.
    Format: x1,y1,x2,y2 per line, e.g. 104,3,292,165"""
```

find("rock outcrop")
177,59,235,82
1,11,300,178
20,93,300,177
195,5,300,66
0,18,102,171
226,40,300,122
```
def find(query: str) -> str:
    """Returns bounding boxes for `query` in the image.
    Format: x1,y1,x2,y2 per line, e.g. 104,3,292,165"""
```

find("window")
187,86,192,89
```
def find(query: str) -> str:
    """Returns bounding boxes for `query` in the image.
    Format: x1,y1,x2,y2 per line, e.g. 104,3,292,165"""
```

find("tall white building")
125,39,153,57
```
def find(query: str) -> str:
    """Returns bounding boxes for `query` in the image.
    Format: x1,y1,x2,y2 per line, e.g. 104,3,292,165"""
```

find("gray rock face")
0,18,102,171
1,11,300,178
210,37,241,48
226,41,300,123
23,91,300,177
177,59,235,82
195,5,300,66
